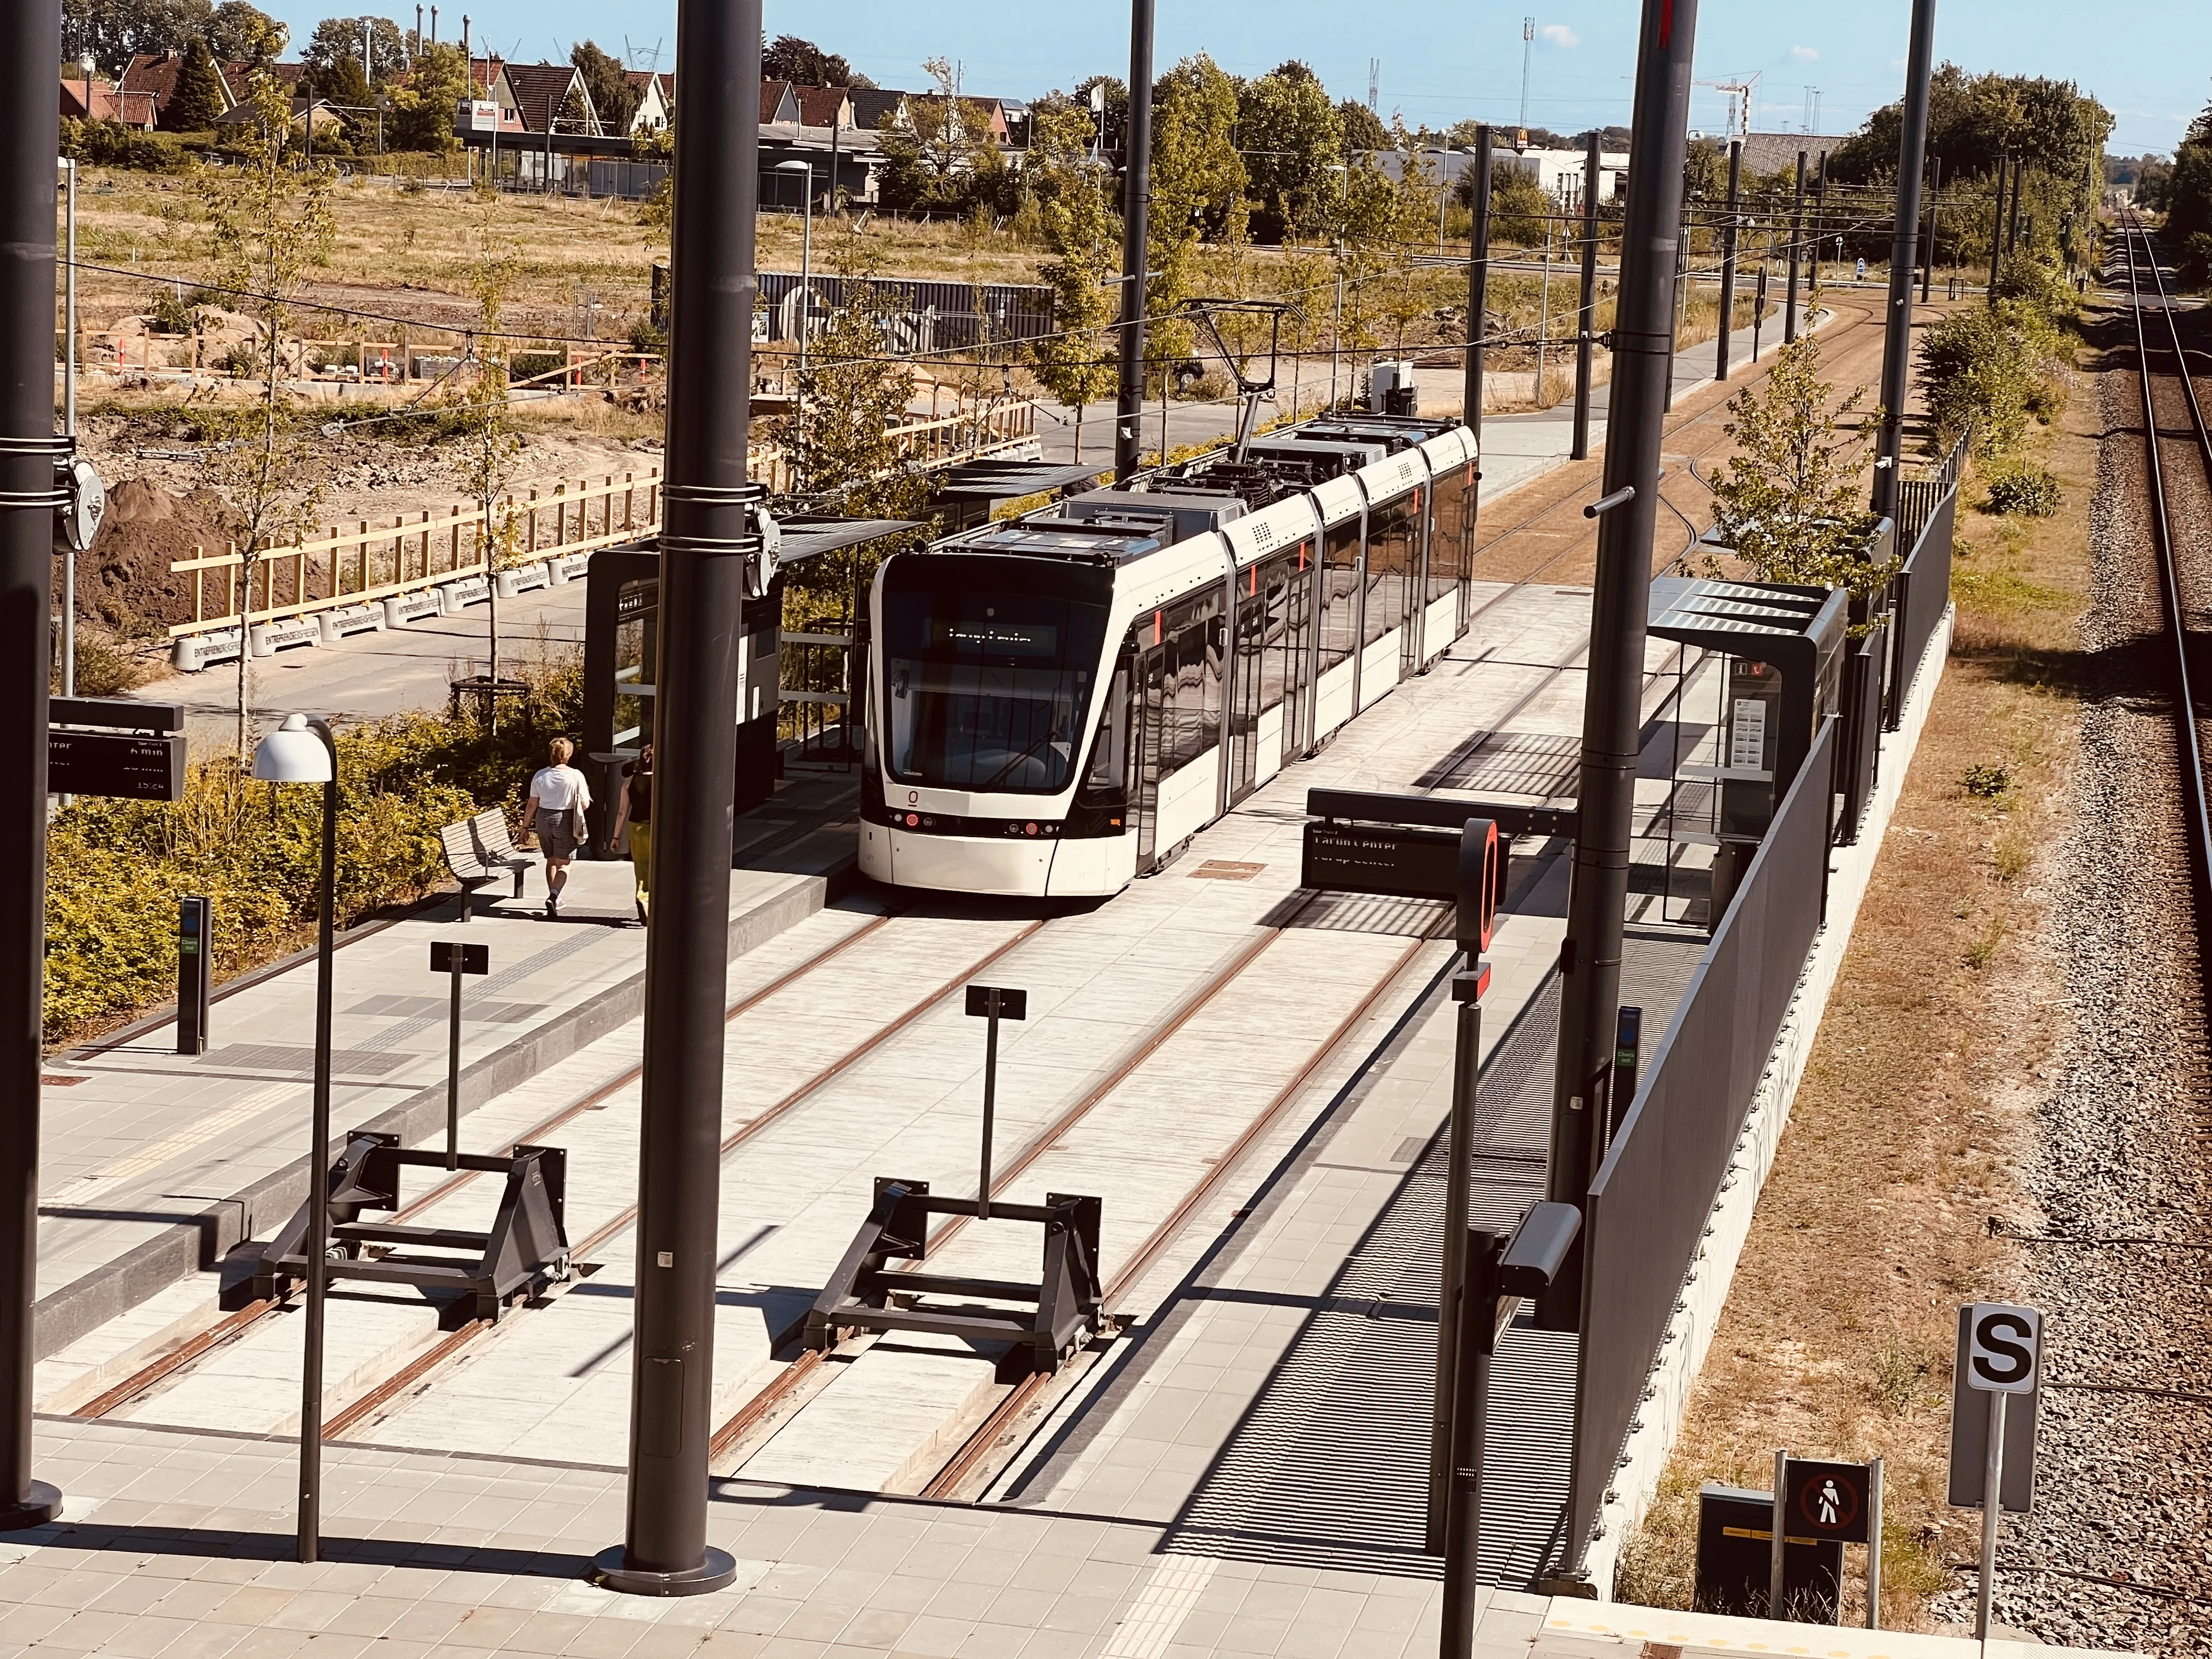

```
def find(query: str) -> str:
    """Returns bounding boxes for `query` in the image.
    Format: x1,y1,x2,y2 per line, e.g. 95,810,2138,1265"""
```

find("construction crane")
1695,72,1762,139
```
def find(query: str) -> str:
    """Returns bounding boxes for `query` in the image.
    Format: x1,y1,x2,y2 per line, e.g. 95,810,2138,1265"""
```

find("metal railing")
1885,471,1960,732
1571,715,1838,1562
1895,429,1968,555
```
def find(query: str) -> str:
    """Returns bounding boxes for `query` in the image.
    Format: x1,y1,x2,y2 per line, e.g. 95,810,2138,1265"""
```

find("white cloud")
1540,24,1580,47
1790,44,1818,62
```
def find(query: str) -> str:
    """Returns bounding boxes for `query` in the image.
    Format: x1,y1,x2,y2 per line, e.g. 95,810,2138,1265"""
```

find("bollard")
177,895,212,1056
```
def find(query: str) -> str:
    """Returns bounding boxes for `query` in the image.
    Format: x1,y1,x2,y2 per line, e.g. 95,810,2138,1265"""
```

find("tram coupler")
252,1131,572,1322
804,1178,1105,1374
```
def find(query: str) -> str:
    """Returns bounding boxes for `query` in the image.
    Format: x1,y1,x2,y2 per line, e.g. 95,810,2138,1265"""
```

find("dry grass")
1612,334,2096,1629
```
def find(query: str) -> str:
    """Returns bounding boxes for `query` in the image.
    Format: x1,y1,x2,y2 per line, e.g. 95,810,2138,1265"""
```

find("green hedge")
47,658,585,1042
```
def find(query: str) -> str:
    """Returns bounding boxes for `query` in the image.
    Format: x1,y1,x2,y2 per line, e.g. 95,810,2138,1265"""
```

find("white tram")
860,413,1479,896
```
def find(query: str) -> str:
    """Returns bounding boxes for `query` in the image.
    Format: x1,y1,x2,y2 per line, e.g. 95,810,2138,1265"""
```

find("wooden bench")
438,808,532,921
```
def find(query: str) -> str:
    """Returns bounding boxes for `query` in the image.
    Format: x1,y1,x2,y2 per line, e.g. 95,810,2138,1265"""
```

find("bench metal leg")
511,867,527,899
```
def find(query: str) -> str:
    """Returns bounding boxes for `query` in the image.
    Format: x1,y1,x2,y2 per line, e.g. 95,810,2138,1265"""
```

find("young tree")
190,71,336,757
572,40,637,133
387,40,466,151
1024,106,1120,458
1146,53,1249,386
447,189,527,706
166,35,229,132
1705,334,1889,600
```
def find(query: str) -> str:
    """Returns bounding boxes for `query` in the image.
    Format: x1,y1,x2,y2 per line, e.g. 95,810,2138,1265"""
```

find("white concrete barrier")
315,604,384,645
495,563,552,599
246,617,319,658
435,574,491,616
381,590,440,628
545,551,594,585
170,629,243,672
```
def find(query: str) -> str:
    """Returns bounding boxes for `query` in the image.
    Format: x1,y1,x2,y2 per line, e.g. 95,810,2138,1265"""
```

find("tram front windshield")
883,556,1112,795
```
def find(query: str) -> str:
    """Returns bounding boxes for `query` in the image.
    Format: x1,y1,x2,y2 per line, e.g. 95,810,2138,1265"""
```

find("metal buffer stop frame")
806,986,1108,1375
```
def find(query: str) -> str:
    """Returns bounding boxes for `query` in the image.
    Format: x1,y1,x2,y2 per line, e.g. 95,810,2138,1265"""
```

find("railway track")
2120,218,2212,930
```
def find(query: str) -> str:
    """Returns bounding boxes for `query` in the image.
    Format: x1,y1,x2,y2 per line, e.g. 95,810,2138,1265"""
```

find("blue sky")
262,0,2208,154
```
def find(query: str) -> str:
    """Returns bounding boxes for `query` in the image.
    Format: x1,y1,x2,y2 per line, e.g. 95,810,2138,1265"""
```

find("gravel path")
1927,294,2212,1656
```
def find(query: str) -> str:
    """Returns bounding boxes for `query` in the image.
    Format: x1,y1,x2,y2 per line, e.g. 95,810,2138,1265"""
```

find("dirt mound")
58,477,237,631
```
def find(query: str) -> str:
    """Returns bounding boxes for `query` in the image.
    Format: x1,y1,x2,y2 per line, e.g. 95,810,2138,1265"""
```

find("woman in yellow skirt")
608,743,653,925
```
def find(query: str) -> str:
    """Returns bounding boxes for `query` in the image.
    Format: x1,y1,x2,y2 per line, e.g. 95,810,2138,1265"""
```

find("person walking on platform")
522,737,592,918
608,742,653,926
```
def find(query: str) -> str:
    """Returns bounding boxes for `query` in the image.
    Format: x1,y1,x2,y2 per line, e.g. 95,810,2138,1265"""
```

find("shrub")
46,653,585,1041
60,119,189,173
1982,464,2062,517
509,350,565,385
1961,763,2011,799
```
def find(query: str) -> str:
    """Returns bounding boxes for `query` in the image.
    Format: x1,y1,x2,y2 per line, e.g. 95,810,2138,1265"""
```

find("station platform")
31,765,860,1398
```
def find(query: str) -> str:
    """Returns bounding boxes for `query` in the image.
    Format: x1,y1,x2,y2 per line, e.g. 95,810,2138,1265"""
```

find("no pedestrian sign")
1782,1459,1873,1545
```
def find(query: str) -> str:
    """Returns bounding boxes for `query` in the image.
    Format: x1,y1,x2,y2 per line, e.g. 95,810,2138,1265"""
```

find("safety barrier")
1886,481,1957,732
1572,716,1838,1560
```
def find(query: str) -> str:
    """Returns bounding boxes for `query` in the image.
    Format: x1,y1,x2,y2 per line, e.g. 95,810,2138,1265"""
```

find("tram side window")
1430,462,1472,602
1084,634,1136,793
1364,492,1418,645
1160,596,1224,774
1262,544,1311,714
1319,521,1361,671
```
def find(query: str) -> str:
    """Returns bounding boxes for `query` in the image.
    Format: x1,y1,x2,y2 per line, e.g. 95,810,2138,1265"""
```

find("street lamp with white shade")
776,158,815,492
251,713,339,1562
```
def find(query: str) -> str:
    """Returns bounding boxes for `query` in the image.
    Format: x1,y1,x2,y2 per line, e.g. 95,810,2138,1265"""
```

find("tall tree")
190,71,337,757
166,35,229,131
387,40,465,150
572,40,637,133
1338,98,1389,154
302,15,408,93
204,1,284,64
1146,54,1249,386
1238,65,1344,242
762,35,871,88
64,0,214,80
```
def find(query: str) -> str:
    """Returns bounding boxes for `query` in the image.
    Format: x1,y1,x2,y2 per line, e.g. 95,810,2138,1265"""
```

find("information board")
49,730,185,802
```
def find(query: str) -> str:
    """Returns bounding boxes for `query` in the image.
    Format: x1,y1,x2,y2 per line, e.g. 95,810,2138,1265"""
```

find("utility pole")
1113,0,1155,483
1922,157,1940,303
1714,137,1742,380
2007,157,2023,254
0,0,64,1535
1541,0,1699,1343
1784,150,1805,343
1571,131,1600,460
1871,0,1936,523
1461,127,1493,436
1987,156,2006,305
592,0,758,1596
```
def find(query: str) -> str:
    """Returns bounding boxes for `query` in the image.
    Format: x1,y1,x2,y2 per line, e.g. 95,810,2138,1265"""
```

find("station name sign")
1301,822,1463,901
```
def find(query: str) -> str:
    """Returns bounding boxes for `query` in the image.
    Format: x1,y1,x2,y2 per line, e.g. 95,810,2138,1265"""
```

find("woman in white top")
522,737,593,917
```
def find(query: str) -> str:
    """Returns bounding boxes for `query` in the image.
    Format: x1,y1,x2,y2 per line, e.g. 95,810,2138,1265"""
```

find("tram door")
1132,639,1169,868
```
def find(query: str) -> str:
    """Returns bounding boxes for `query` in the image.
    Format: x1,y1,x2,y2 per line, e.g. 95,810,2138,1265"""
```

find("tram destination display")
1301,822,1464,900
48,697,188,803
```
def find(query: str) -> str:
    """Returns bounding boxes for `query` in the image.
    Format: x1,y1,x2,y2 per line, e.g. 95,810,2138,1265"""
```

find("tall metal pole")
1460,127,1492,435
594,0,757,1596
1922,157,1940,303
0,0,63,1532
1784,150,1805,343
1438,1227,1502,1659
61,158,77,701
1871,0,1936,523
1571,133,1600,460
1663,200,1685,413
1113,0,1155,483
296,758,337,1561
1987,156,2005,306
1714,138,1742,380
1541,0,1699,1342
1427,989,1481,1549
2006,157,2022,255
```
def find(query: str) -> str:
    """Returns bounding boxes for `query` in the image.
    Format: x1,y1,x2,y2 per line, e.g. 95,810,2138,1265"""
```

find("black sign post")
963,985,1027,1220
177,895,212,1056
430,941,490,1169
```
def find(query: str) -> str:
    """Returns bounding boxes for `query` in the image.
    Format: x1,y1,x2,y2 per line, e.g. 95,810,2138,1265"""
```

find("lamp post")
776,159,814,493
251,713,338,1563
